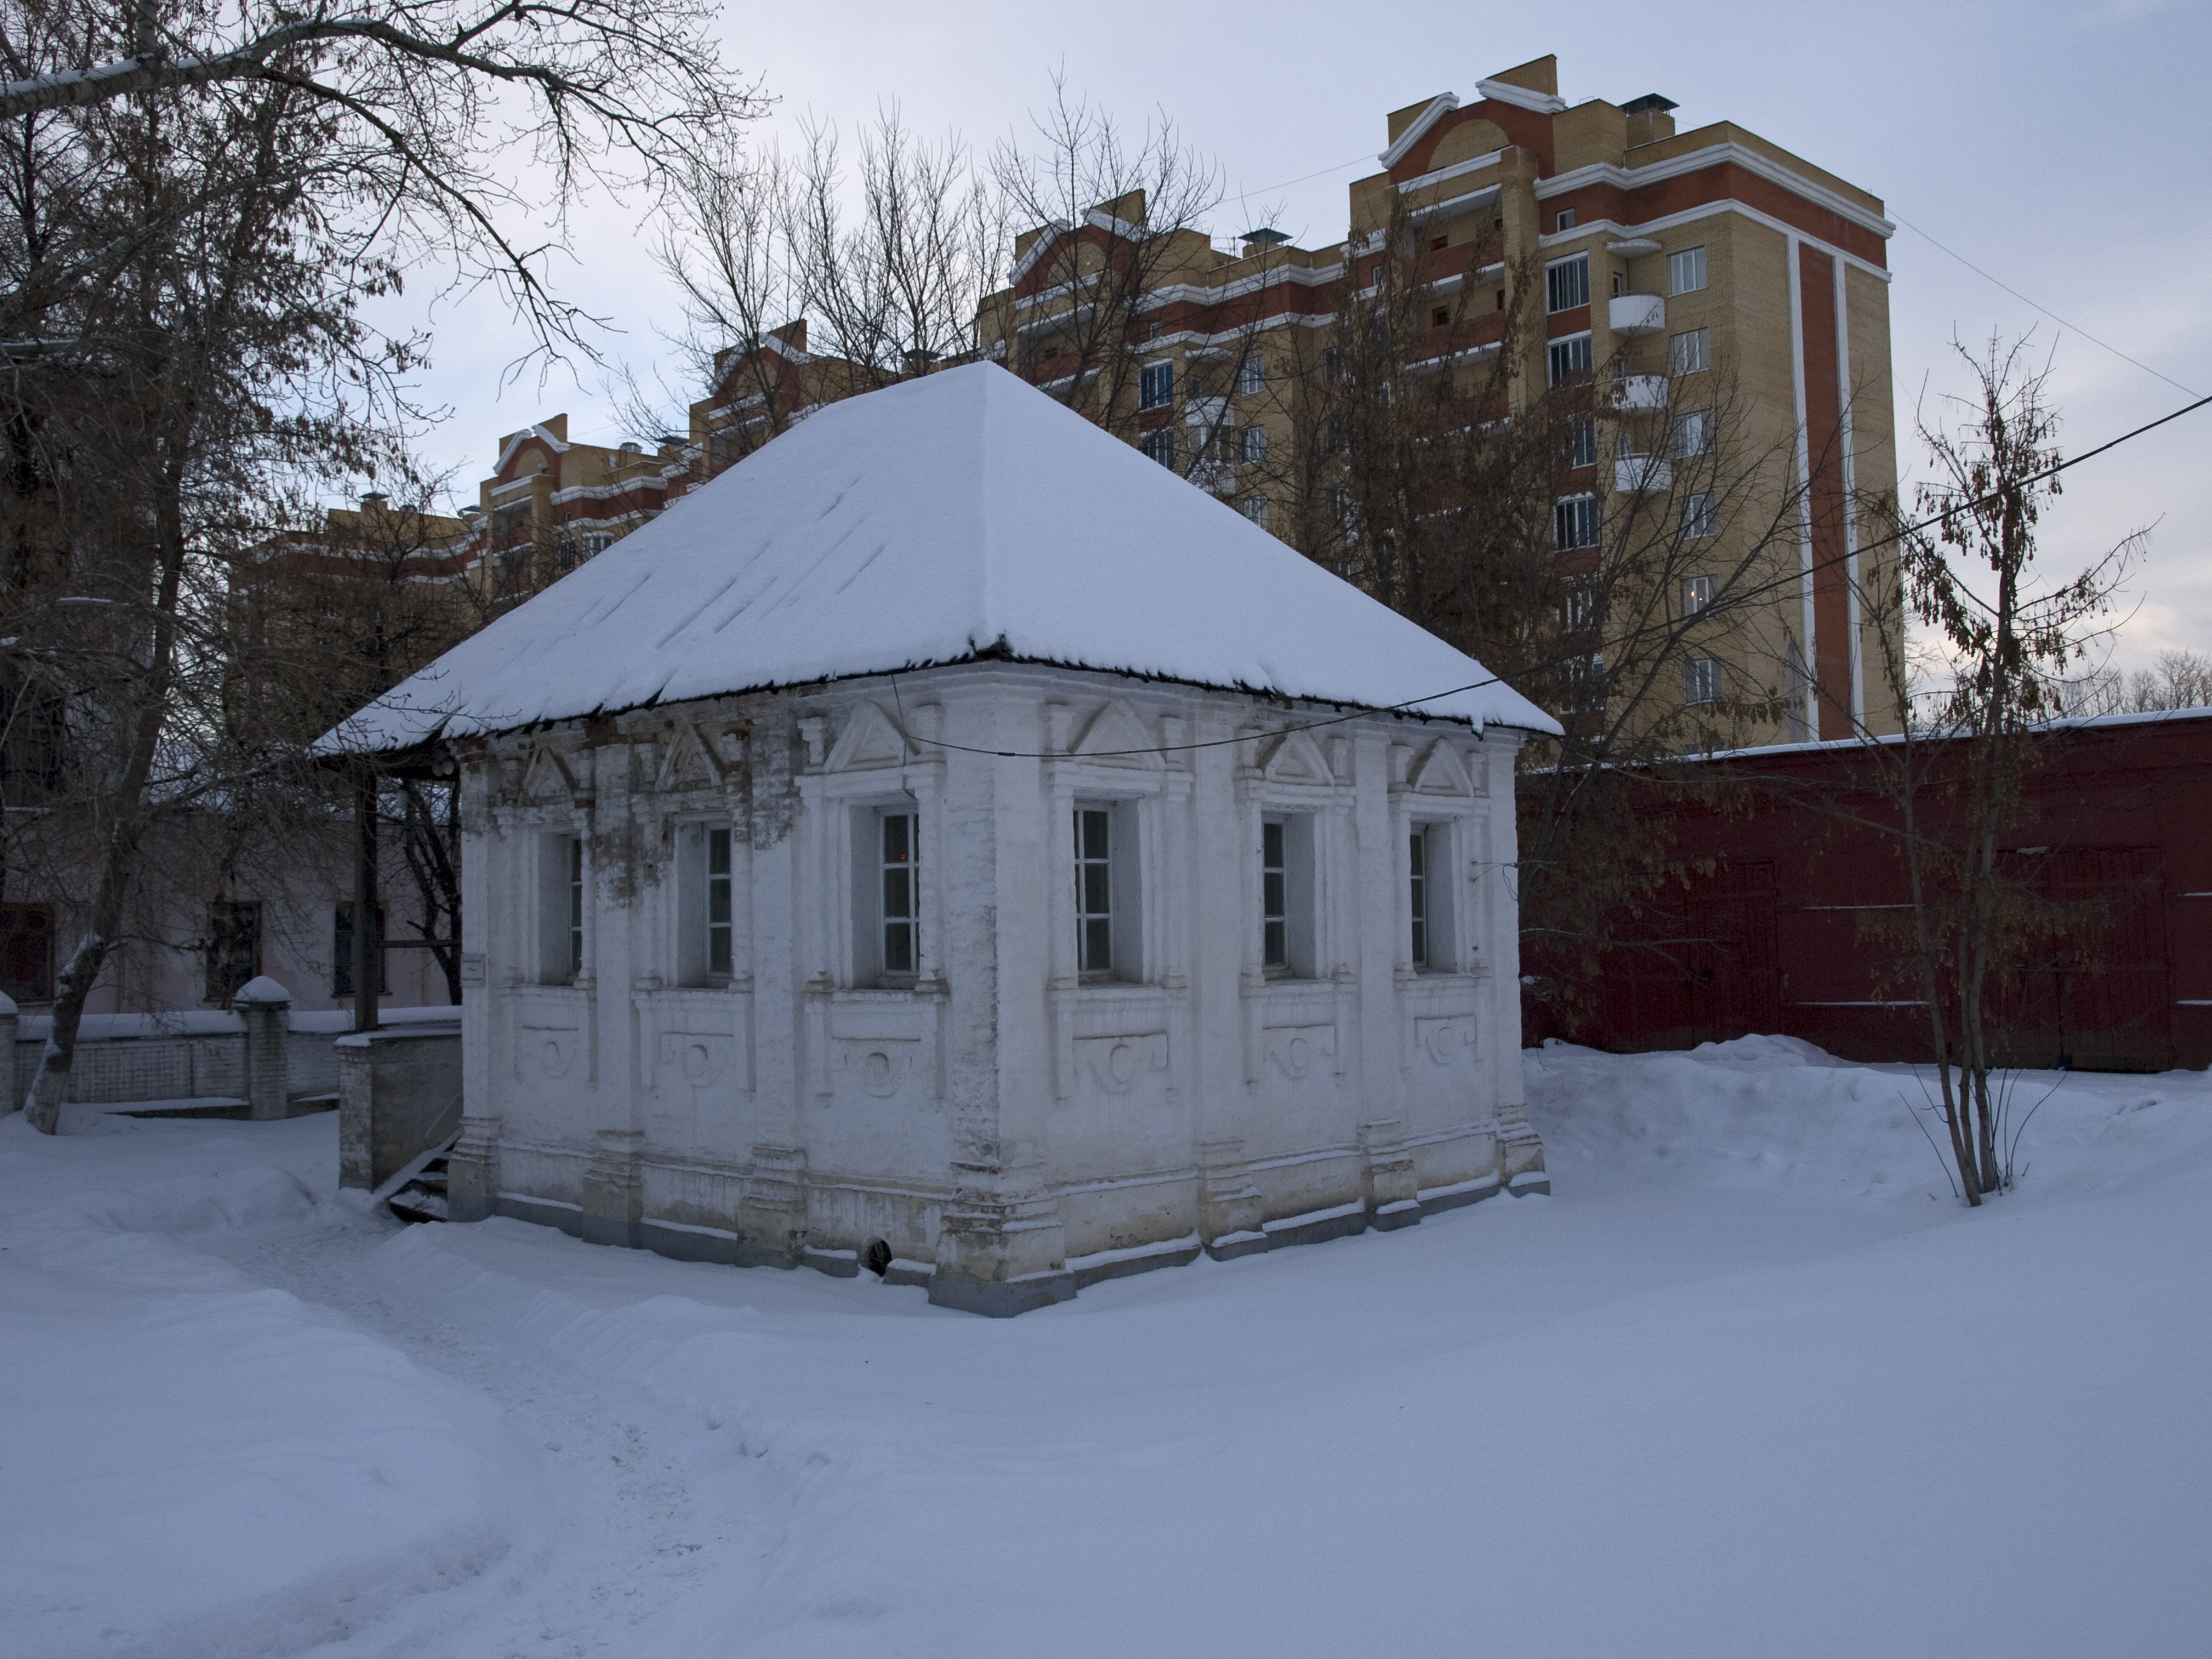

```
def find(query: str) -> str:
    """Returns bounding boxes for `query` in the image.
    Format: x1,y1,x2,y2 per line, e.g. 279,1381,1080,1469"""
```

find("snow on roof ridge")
320,363,1558,754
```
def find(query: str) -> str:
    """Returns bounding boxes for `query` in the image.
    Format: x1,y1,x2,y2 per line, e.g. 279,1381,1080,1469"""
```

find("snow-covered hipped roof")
323,364,1559,752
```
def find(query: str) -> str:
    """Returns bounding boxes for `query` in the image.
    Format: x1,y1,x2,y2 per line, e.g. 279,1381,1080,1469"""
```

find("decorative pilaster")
580,1127,643,1247
928,1145,1074,1316
1197,1137,1267,1259
1361,1117,1423,1229
735,1142,807,1268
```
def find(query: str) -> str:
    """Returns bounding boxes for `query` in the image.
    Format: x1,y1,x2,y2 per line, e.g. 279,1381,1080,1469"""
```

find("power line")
892,388,2212,762
1895,214,2202,400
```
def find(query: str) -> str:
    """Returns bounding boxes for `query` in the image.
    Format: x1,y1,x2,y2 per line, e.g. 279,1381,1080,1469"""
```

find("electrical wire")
1895,214,2202,401
890,388,2212,762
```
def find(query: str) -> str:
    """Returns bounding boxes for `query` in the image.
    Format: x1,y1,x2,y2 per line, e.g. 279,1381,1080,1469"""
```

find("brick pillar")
233,976,292,1122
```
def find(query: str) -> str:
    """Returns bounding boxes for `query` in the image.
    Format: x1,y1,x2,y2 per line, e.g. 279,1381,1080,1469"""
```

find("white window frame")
675,820,739,985
1139,427,1175,469
1667,244,1708,296
1682,574,1714,615
1684,656,1723,706
851,804,922,985
1547,333,1592,386
1544,253,1589,314
1258,813,1317,979
1554,493,1601,551
538,832,585,985
1139,360,1174,411
1238,495,1269,529
1567,416,1597,469
1681,492,1717,540
1239,424,1267,465
1071,800,1144,982
1406,821,1460,973
1675,407,1714,457
1235,356,1265,397
1669,327,1711,375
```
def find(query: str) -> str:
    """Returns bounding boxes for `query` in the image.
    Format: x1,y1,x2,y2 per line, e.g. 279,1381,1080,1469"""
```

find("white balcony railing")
1615,454,1674,494
1610,374,1669,411
1609,292,1665,336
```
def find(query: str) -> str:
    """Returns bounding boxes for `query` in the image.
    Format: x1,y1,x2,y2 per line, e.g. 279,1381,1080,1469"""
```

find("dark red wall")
1522,711,2212,1071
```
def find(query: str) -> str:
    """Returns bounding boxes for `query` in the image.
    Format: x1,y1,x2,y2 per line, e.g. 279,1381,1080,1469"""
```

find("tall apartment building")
976,54,1900,745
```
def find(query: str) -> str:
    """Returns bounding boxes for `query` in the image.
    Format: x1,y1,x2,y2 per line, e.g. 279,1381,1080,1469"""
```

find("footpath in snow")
2,1036,2207,1659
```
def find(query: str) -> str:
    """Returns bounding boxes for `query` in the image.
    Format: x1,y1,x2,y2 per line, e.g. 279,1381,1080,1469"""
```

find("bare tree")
1842,336,2139,1203
1,0,753,1131
2068,647,2212,716
648,109,1006,469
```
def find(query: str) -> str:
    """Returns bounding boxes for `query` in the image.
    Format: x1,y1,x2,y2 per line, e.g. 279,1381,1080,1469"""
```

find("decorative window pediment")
1258,726,1338,788
1068,700,1165,770
520,745,581,805
655,720,737,793
824,701,911,772
1407,739,1477,797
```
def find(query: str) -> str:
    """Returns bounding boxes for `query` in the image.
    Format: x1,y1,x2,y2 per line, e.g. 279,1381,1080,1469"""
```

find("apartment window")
1545,253,1589,313
1236,356,1265,396
706,826,734,978
0,903,53,1002
1554,493,1601,551
1147,321,1163,341
1561,575,1600,634
1684,657,1724,706
1547,334,1592,386
1683,574,1714,615
879,810,920,978
1566,652,1607,713
1555,209,1578,233
1139,427,1176,469
1669,327,1711,375
1675,408,1714,457
332,900,388,997
1238,495,1269,529
1432,306,1451,328
204,900,260,1004
1431,235,1449,252
1139,360,1173,410
1240,424,1267,465
1322,347,1347,383
1668,245,1708,296
1566,417,1597,469
1610,271,1624,298
1074,808,1114,976
1681,492,1718,539
1329,487,1359,540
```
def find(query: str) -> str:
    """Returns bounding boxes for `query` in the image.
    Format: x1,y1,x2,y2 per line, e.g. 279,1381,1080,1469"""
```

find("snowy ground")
3,1040,2207,1659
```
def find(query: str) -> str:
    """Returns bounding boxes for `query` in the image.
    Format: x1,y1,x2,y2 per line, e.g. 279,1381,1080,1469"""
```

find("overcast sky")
372,0,2211,674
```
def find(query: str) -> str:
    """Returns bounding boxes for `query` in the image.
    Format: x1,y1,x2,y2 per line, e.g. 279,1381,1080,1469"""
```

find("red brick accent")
1797,246,1854,739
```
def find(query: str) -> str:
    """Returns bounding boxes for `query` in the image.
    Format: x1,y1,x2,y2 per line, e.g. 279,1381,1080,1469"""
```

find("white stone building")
332,364,1560,1313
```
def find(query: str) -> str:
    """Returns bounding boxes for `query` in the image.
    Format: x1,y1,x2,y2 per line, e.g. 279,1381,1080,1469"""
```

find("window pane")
883,813,911,865
883,866,913,921
708,827,730,876
1082,917,1112,973
1082,863,1111,914
1080,809,1110,860
708,927,732,977
1545,255,1589,313
884,922,914,976
1264,919,1287,967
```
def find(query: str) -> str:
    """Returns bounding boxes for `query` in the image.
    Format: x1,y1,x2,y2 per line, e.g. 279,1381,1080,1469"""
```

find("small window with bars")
1408,830,1430,968
1074,808,1114,977
1262,818,1290,974
706,826,733,978
880,811,919,978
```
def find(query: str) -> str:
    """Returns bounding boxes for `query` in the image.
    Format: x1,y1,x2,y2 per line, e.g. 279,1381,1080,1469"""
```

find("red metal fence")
1522,711,2212,1071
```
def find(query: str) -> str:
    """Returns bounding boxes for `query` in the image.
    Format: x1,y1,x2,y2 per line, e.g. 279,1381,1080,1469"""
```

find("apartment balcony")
1615,454,1674,494
1610,374,1669,411
1609,292,1666,336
